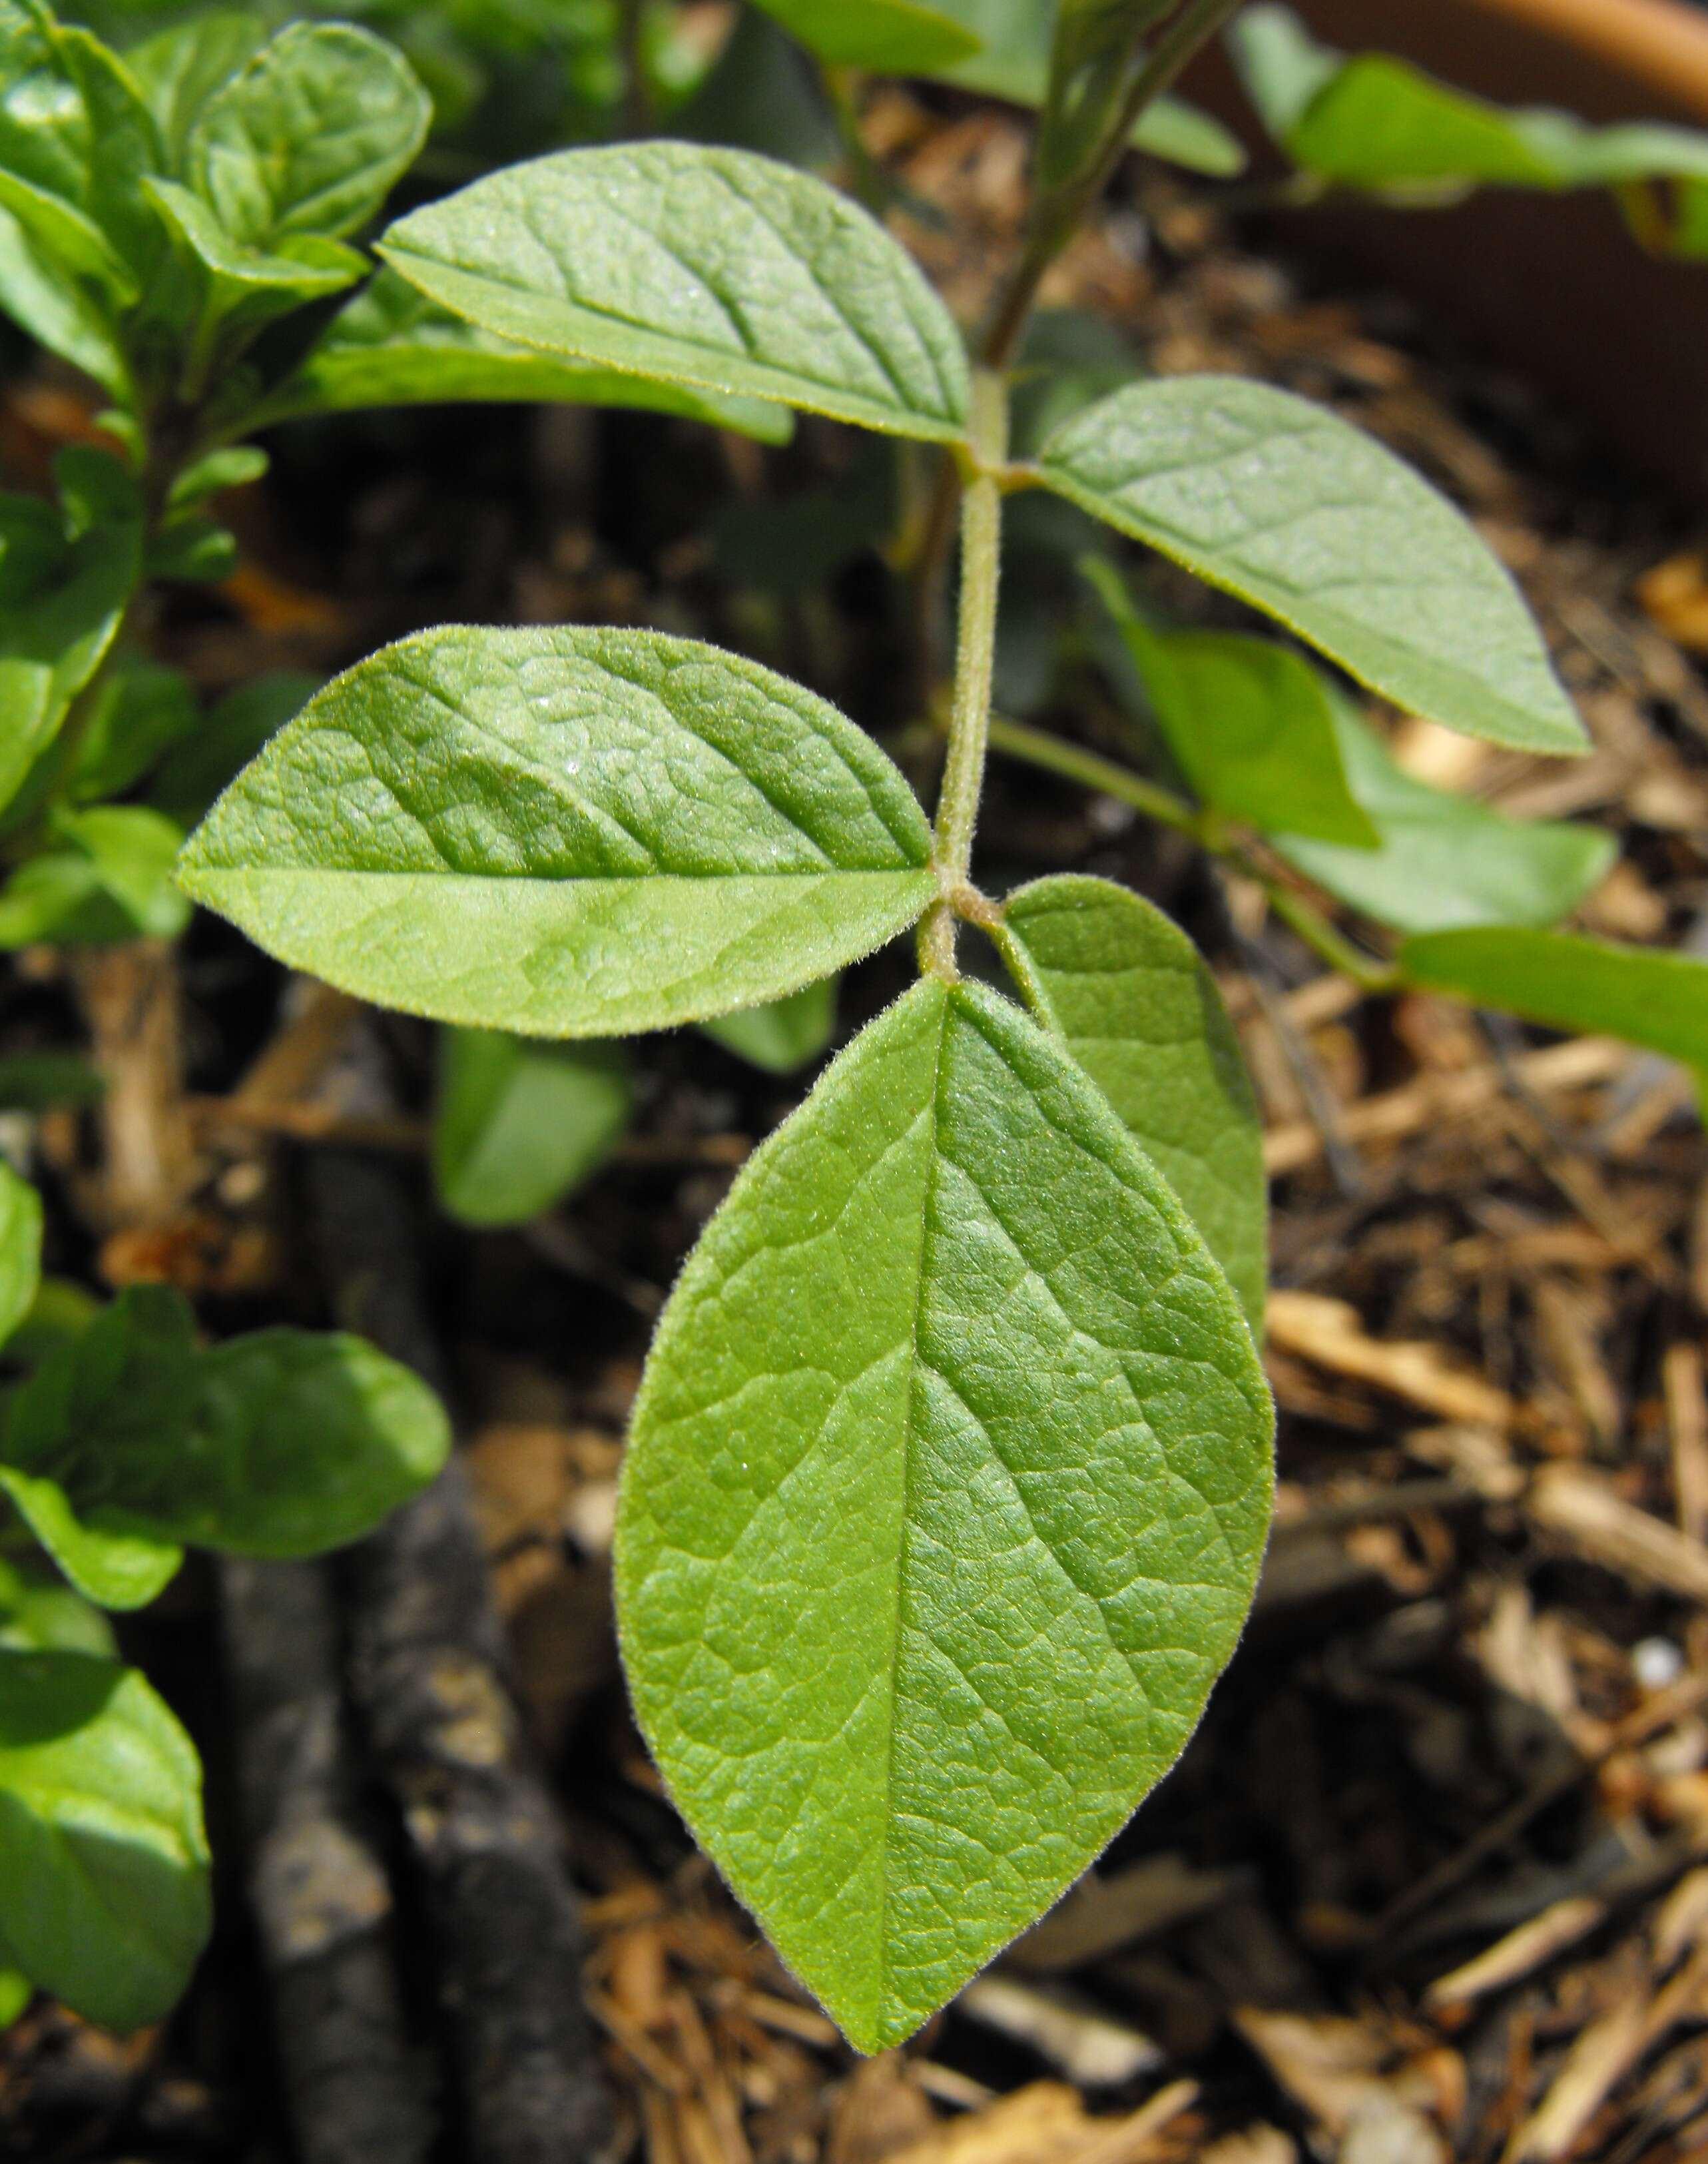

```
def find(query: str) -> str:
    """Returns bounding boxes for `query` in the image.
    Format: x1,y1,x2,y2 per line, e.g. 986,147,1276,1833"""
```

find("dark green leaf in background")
0,1162,41,1353
1273,695,1616,933
700,977,838,1074
434,1028,633,1227
1400,928,1708,1070
1084,558,1378,847
750,0,980,71
0,1650,208,2030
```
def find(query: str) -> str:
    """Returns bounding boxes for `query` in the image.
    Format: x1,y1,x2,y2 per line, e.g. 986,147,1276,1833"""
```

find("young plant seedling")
174,0,1708,2051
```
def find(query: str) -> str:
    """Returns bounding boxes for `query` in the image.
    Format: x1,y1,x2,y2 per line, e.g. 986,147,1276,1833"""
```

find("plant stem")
985,714,1402,994
922,373,1008,980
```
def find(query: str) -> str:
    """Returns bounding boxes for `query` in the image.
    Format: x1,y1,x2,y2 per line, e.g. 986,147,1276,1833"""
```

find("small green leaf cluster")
1233,3,1708,255
0,1142,449,2032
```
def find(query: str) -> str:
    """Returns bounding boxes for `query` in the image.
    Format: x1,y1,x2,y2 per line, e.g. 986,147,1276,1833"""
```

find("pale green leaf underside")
244,270,791,443
379,143,971,444
177,626,936,1038
1275,695,1615,933
0,1650,208,2031
1039,376,1585,756
1001,878,1267,1331
1400,928,1708,1072
617,978,1273,2052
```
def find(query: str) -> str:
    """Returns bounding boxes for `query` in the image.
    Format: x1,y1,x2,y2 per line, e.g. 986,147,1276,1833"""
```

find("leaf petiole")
922,370,1008,981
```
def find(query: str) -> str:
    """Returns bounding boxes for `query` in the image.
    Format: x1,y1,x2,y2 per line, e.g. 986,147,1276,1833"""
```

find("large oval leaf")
380,143,971,444
1039,376,1585,755
178,627,936,1037
1000,877,1267,1331
0,1650,208,2029
616,977,1273,2052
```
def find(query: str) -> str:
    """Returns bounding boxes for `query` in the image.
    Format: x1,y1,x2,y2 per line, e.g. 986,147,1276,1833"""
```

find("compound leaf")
178,627,937,1038
1400,928,1708,1070
1039,376,1585,756
617,977,1273,2051
186,22,430,247
380,143,971,443
1000,877,1266,1331
751,0,980,70
0,1650,208,2030
434,1029,633,1227
1275,695,1616,933
1085,559,1377,846
242,268,790,443
0,1163,40,1353
701,978,837,1074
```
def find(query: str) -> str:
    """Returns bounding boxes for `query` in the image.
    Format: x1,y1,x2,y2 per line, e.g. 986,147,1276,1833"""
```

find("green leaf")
1232,5,1708,230
1039,376,1585,756
1400,928,1708,1070
999,877,1267,1331
0,1055,103,1114
616,977,1273,2051
65,657,196,805
0,204,129,395
749,0,981,71
434,1029,632,1228
164,1329,450,1556
0,3,165,302
0,1162,40,1355
701,978,837,1074
928,0,1245,176
147,670,313,829
1274,695,1616,934
166,446,268,514
186,23,431,248
0,1561,115,1658
1,1282,447,1581
123,11,267,162
0,1650,209,2029
144,512,237,585
379,143,971,443
142,174,366,346
178,626,937,1038
241,268,791,444
0,484,142,821
0,1960,27,2030
0,1285,193,1609
3,1278,99,1371
1084,558,1378,846
0,807,190,948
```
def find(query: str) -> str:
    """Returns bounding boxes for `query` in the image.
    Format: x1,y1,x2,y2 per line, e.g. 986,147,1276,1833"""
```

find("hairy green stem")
921,374,1008,980
986,714,1401,994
